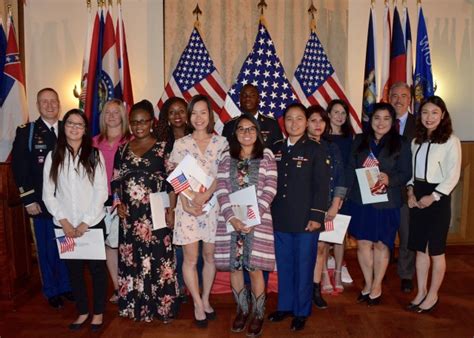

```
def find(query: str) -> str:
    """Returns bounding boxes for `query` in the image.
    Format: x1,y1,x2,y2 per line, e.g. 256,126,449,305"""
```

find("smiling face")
168,101,187,129
236,118,258,148
371,109,393,140
389,85,411,118
103,102,123,129
307,112,326,140
284,107,307,139
37,90,60,122
328,103,347,131
421,102,444,135
129,109,153,139
190,100,210,132
239,85,260,114
64,113,86,144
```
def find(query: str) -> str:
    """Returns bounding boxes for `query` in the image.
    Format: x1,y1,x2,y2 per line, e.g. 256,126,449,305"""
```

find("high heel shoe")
356,291,370,303
68,314,89,331
205,310,216,320
416,298,438,314
367,294,382,306
406,296,427,311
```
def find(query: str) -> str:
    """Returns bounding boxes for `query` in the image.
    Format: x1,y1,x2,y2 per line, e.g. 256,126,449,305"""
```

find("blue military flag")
362,6,377,129
413,5,434,113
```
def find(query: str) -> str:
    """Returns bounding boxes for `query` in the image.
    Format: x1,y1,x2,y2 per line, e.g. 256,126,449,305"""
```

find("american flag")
325,219,334,232
222,22,296,128
292,31,362,134
112,191,121,209
170,173,190,194
157,27,228,133
57,236,75,254
362,151,380,168
247,206,256,220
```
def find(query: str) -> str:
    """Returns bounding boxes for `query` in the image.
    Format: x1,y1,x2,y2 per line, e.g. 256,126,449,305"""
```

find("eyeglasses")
236,126,257,134
65,121,86,130
129,118,152,127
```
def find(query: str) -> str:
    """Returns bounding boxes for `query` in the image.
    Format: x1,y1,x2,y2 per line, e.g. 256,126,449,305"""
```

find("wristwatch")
431,192,441,201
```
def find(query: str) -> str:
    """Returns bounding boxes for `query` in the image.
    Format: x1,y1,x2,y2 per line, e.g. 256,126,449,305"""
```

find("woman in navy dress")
346,103,411,305
325,99,354,292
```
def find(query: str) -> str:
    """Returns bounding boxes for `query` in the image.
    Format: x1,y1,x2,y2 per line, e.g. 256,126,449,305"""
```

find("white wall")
348,0,474,141
23,0,164,119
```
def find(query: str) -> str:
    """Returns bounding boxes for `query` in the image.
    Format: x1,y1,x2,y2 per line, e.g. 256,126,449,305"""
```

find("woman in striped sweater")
215,114,277,337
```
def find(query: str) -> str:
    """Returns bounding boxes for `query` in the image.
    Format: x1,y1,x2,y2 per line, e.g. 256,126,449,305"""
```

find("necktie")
395,119,401,134
51,126,57,140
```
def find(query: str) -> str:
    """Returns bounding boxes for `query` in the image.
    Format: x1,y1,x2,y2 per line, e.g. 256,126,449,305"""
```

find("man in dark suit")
222,84,282,147
389,82,416,293
11,88,72,309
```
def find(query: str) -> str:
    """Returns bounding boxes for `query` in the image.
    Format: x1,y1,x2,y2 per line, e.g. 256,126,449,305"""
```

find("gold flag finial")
417,0,422,4
371,0,376,8
108,0,113,6
308,1,317,31
193,3,202,28
257,0,267,15
86,0,91,8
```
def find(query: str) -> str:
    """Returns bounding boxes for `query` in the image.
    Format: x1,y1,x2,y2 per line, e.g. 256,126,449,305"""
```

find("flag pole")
257,0,268,26
192,3,202,29
308,1,317,33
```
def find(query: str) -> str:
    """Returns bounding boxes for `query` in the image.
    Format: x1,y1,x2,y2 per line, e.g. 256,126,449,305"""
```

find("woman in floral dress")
168,94,228,328
113,100,178,322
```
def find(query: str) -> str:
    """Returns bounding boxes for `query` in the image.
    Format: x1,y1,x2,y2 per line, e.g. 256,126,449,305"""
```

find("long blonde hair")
98,99,130,142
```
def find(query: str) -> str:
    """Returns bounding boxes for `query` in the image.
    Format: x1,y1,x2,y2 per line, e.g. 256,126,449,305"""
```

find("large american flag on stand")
157,27,228,133
292,31,362,134
222,21,297,129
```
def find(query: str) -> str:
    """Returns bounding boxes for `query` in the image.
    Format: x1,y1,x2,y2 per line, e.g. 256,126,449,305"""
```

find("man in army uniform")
222,84,283,147
12,88,72,309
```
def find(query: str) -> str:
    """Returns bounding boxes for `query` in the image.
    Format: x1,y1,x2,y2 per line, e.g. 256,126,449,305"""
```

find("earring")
150,128,154,133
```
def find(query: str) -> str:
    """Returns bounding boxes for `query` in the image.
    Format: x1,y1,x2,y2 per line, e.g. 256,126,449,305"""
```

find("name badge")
292,156,309,168
274,152,282,161
35,144,47,150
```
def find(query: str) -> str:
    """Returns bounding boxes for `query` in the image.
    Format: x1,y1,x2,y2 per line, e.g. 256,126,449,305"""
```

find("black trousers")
64,220,107,315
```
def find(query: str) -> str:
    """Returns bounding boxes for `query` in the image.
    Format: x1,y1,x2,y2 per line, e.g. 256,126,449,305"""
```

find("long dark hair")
155,97,191,142
327,99,352,137
229,114,265,160
50,109,100,189
357,102,401,155
414,96,453,144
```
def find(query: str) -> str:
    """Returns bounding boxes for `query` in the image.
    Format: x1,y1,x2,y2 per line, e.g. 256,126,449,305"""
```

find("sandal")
334,270,344,293
109,289,119,304
321,271,334,294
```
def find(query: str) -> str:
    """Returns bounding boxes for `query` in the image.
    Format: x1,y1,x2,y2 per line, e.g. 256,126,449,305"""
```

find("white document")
150,191,170,230
167,154,215,213
54,228,106,260
225,185,261,233
356,167,389,204
319,214,351,244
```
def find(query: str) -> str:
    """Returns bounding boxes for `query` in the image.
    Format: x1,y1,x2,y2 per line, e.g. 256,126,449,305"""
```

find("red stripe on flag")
194,82,221,114
317,85,332,107
206,74,227,100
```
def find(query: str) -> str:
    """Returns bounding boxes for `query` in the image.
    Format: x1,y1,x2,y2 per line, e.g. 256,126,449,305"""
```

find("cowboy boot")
247,292,266,337
231,287,250,332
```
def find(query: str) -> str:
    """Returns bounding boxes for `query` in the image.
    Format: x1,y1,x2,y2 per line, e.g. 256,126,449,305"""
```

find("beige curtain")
164,0,349,89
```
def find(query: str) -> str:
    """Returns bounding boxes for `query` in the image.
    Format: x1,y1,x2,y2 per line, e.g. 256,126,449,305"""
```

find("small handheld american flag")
362,151,380,168
112,191,121,209
170,173,190,194
247,206,256,220
57,236,75,254
325,219,335,232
